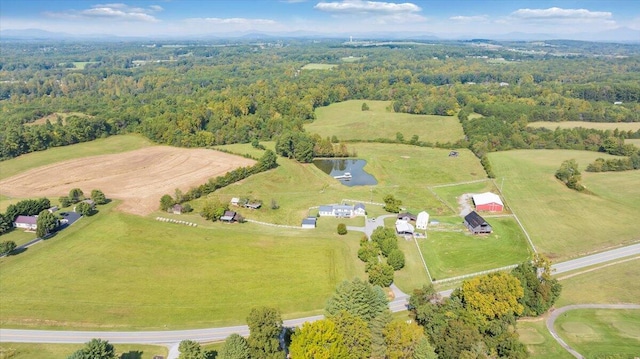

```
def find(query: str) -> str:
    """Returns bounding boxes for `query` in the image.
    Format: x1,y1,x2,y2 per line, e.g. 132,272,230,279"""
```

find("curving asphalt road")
545,304,640,359
1,240,639,358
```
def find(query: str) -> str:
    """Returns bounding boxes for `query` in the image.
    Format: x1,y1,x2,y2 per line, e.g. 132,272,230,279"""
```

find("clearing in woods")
0,146,255,216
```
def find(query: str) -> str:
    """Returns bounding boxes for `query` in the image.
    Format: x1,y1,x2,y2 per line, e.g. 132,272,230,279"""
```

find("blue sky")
0,0,638,37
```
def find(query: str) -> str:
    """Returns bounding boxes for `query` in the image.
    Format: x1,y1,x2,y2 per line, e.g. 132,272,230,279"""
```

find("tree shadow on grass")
120,350,142,359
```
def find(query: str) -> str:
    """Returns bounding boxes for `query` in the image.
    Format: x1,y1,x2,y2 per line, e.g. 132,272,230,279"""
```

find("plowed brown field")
0,146,255,216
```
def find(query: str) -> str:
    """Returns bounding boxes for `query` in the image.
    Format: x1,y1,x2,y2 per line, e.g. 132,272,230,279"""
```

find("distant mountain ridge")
1,27,639,43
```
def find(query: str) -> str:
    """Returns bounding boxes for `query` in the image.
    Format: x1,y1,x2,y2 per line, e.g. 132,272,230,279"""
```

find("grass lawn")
528,121,640,131
417,216,532,280
393,236,431,293
555,258,640,307
0,228,37,247
0,202,365,330
0,343,167,359
301,63,337,70
489,150,640,261
517,319,574,359
0,135,154,180
554,309,640,358
307,100,465,144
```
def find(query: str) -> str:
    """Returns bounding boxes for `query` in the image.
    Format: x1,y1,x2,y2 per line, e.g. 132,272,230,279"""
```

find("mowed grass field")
0,201,364,330
417,216,532,280
554,309,640,358
0,134,154,181
625,138,640,146
307,100,465,144
527,121,640,131
489,150,640,261
518,320,574,359
0,343,166,359
301,63,337,70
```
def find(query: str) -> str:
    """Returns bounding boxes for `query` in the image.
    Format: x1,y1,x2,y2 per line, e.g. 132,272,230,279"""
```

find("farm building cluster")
395,211,430,235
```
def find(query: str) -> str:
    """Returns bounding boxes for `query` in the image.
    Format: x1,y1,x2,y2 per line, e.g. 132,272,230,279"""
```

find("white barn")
416,211,429,230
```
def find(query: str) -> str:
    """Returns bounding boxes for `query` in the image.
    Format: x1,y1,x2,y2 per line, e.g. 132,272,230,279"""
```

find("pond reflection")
313,159,378,187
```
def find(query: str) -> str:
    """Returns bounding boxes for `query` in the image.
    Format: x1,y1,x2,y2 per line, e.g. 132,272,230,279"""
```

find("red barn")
472,192,504,212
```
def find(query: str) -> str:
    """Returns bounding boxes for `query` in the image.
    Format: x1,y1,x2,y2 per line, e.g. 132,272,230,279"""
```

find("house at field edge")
395,219,414,235
14,215,37,231
301,217,317,229
171,204,183,214
464,211,492,234
397,212,416,222
220,210,240,223
416,211,429,230
318,204,366,218
472,192,504,212
230,197,240,206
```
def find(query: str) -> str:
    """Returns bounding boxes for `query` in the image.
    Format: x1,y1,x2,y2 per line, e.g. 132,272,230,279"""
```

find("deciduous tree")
289,319,348,359
247,307,283,359
330,311,372,359
68,188,84,203
383,321,425,359
36,209,58,237
459,272,524,322
178,340,206,359
91,189,107,205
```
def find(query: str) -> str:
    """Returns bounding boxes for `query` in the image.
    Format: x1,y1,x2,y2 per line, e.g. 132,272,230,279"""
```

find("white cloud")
44,3,162,22
314,0,421,15
511,7,611,21
449,15,489,22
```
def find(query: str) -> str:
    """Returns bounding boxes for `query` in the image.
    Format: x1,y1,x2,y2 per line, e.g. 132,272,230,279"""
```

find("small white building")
416,211,429,230
395,219,414,235
301,217,317,229
230,197,240,206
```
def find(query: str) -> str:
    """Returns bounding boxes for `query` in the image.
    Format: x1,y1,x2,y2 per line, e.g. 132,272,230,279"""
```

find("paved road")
2,241,639,358
546,304,640,359
552,243,640,275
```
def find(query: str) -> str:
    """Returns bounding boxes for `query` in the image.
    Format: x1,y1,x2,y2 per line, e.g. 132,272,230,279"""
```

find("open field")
209,142,487,226
0,135,154,181
527,121,640,131
301,63,337,70
517,319,574,359
625,138,640,146
393,235,431,293
0,343,167,359
0,146,254,216
489,150,640,261
555,258,640,307
554,309,640,358
0,202,364,330
25,112,93,126
307,100,465,144
416,216,531,280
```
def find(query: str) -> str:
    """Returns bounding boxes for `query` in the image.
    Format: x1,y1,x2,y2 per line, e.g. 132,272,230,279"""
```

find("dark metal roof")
464,211,488,228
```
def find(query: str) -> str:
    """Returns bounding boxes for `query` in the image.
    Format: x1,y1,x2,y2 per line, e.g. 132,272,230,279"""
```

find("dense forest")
1,39,639,164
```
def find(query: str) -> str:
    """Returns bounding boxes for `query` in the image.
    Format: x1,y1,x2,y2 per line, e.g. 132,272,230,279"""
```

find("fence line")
491,178,538,254
433,264,518,284
341,199,385,206
413,237,433,282
426,187,457,214
430,179,492,189
245,219,301,229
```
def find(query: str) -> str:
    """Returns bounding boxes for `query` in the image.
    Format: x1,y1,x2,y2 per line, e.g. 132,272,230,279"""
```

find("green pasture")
554,309,640,358
430,179,504,215
0,227,36,247
341,56,364,62
0,202,365,330
555,258,640,307
416,216,531,280
393,235,431,292
489,150,640,261
625,138,640,146
517,320,574,359
301,63,337,70
0,343,166,359
209,143,487,226
0,135,154,180
528,121,640,131
307,100,465,144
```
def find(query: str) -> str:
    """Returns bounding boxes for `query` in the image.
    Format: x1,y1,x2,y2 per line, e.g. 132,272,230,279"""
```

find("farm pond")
313,159,378,186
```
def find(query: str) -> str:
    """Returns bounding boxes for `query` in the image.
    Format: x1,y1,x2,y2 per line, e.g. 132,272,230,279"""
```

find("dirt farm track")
0,146,255,216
